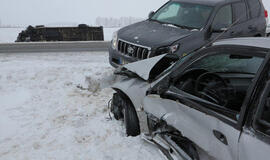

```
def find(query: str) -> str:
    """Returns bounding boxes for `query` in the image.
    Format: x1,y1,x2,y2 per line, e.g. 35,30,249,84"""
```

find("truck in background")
16,24,104,42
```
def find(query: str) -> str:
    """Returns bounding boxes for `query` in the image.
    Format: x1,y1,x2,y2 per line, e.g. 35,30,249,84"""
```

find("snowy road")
0,52,162,160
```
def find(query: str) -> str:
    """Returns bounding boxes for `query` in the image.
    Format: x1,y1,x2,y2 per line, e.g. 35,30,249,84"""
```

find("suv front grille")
118,39,151,60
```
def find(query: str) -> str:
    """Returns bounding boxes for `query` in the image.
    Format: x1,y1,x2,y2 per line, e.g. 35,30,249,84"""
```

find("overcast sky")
0,0,269,26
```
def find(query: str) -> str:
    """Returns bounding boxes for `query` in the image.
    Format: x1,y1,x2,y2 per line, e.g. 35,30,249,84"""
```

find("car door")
230,2,249,37
210,4,234,40
244,0,265,36
144,46,267,160
239,69,270,160
144,86,240,160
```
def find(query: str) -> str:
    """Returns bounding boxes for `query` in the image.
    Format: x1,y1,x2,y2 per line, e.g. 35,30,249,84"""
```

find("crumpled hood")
118,20,192,48
121,54,167,81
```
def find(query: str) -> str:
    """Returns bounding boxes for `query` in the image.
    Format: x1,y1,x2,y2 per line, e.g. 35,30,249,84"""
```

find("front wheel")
123,99,140,137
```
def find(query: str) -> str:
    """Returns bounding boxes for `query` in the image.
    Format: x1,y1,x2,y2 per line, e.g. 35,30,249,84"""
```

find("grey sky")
0,0,269,26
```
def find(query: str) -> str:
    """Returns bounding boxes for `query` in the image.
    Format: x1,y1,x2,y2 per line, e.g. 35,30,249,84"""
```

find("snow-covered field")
0,52,162,160
0,28,119,43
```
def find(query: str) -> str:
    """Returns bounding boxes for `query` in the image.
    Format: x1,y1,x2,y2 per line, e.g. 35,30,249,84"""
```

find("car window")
151,1,213,29
247,0,261,18
232,2,248,23
174,52,264,120
156,3,180,20
254,80,270,136
191,54,263,74
212,5,233,28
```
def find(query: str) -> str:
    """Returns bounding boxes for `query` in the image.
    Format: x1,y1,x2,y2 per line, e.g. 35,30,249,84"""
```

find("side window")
213,5,233,28
155,3,180,20
232,2,248,23
254,81,270,135
246,0,261,18
174,52,264,120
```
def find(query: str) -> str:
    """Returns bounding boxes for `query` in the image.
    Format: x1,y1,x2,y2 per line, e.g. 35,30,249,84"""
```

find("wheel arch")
112,88,140,120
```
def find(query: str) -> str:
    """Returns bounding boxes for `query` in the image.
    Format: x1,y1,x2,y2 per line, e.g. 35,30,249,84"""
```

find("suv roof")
214,37,270,50
173,0,242,6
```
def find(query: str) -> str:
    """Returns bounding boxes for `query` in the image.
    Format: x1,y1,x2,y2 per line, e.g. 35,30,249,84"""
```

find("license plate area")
119,58,130,65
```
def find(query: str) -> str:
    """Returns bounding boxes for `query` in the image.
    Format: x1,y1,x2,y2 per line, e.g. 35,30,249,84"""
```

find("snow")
0,27,119,43
0,52,162,160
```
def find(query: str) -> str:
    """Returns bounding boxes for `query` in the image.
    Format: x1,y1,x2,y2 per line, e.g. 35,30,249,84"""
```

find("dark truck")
16,24,104,42
109,0,267,67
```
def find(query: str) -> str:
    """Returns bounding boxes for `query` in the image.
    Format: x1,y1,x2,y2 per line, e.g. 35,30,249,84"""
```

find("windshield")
151,1,213,29
191,54,264,74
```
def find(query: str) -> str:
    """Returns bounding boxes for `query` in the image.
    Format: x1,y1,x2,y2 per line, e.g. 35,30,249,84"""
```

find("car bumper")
109,45,139,68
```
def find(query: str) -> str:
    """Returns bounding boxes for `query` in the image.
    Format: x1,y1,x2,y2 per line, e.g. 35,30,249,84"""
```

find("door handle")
213,130,228,145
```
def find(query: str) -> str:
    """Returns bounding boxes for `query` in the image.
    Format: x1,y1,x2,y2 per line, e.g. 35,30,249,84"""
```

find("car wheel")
111,93,124,120
123,99,140,137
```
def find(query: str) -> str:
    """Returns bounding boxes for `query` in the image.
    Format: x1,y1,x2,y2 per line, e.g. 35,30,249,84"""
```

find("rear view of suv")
109,0,267,67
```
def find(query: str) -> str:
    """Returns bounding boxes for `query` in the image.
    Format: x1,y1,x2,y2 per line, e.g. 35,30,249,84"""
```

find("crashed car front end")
110,53,181,134
142,94,203,160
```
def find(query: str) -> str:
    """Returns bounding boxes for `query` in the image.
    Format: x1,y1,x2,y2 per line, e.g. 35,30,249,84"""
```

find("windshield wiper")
149,19,163,24
162,23,180,28
162,22,194,30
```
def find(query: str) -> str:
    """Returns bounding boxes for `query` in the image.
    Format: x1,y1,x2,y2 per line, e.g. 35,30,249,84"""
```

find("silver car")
111,37,270,159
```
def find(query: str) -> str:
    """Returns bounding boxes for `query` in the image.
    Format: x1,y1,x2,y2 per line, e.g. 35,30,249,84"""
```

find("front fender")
112,76,150,111
112,77,151,132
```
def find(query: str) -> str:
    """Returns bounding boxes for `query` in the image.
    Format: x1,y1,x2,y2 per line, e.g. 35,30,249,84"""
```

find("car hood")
118,20,193,48
119,54,167,81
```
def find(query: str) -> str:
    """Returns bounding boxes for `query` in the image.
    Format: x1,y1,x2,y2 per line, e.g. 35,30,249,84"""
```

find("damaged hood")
119,54,168,81
118,20,193,48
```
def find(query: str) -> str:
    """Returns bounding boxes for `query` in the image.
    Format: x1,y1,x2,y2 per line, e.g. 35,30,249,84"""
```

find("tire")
111,93,124,120
123,100,140,137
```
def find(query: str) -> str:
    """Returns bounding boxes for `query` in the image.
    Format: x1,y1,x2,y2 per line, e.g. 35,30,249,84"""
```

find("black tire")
123,100,140,137
111,93,124,120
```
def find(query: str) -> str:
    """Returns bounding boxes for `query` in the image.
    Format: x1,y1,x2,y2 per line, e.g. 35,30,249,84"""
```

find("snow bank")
0,52,162,160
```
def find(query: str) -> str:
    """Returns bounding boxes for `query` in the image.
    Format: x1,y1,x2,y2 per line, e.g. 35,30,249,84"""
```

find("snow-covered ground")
0,52,162,160
0,28,119,43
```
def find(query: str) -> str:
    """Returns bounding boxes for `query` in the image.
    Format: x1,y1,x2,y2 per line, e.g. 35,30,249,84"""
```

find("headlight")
169,44,179,54
156,44,180,55
111,31,118,50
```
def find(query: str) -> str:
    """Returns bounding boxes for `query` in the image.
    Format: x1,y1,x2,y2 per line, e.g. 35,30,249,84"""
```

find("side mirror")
148,11,155,19
211,23,228,33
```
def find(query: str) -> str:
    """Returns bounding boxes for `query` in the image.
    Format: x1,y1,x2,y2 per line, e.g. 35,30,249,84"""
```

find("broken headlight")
156,44,179,55
169,44,179,54
111,31,118,50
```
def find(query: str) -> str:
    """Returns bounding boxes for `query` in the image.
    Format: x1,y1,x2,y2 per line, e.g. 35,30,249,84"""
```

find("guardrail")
0,41,110,53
